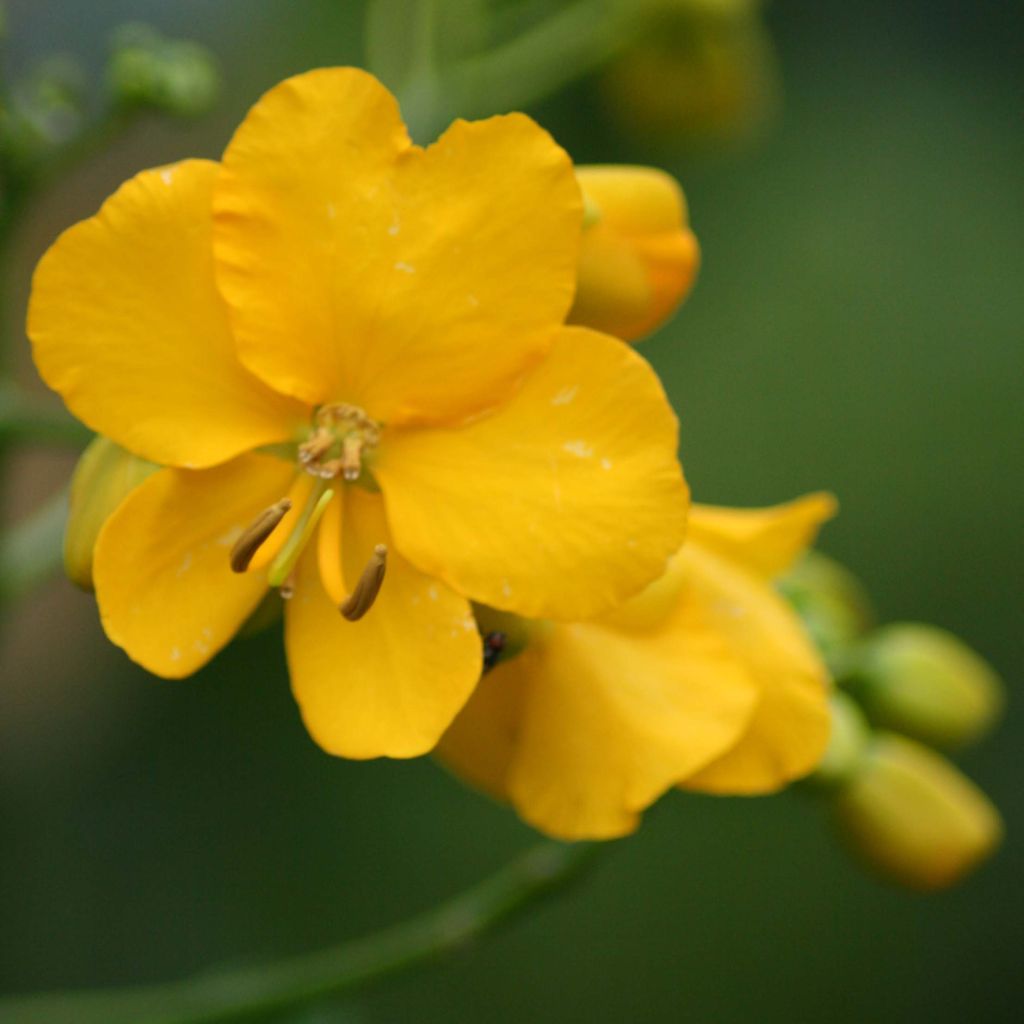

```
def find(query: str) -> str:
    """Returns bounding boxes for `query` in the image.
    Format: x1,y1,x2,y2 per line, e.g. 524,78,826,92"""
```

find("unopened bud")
0,57,87,174
107,24,219,118
778,551,874,665
832,733,1002,890
848,623,1003,751
600,0,779,148
64,436,157,590
570,166,699,342
812,692,871,788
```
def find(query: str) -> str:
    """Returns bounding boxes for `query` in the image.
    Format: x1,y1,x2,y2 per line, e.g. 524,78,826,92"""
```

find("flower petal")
93,453,297,678
285,487,481,759
678,544,831,793
686,492,838,579
214,67,581,423
375,326,688,620
28,160,304,468
441,609,757,841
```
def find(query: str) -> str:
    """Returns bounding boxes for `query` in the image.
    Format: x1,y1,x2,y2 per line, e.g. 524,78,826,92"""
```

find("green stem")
0,484,67,605
0,841,600,1024
442,0,646,122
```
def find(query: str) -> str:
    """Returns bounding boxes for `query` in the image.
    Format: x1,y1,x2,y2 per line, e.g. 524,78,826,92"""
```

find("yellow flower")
28,68,688,759
569,166,700,341
439,492,836,839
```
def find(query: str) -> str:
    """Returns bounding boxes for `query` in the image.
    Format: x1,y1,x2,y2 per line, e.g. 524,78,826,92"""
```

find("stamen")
268,485,335,588
230,499,292,573
341,436,364,482
340,544,388,621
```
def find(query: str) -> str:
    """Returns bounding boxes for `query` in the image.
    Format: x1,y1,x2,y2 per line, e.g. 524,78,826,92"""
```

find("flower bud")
107,24,219,119
832,733,1002,890
64,436,157,591
849,623,1004,751
600,0,779,147
777,551,874,664
569,166,699,341
0,58,87,176
812,692,871,788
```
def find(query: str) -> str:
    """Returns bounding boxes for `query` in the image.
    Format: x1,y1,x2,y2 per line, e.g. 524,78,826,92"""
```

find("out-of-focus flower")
28,68,687,760
832,732,1003,890
569,165,700,341
439,492,836,839
601,0,780,147
63,436,156,591
847,623,1004,751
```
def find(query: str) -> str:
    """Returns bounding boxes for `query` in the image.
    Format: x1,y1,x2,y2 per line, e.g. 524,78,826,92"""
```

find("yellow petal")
441,608,757,841
679,544,831,793
374,326,688,620
285,487,481,759
93,453,297,678
687,492,838,579
28,160,304,468
214,67,581,423
570,166,700,341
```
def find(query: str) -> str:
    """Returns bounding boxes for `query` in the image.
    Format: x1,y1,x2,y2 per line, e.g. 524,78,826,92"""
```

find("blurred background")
1,1,1021,1021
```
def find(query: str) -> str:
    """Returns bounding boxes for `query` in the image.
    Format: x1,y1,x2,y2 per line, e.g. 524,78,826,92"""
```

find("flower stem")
0,484,67,605
0,840,600,1024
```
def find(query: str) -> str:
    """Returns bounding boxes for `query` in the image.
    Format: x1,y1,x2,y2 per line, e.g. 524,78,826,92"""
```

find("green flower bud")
107,24,219,119
849,623,1004,750
832,733,1003,890
0,57,87,175
777,551,875,665
812,691,871,788
64,436,157,591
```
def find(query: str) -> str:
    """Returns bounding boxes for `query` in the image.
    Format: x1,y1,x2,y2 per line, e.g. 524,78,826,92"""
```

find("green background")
2,1,1021,1020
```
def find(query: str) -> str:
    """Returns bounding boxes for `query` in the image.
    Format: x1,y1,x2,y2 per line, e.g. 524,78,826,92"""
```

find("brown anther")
230,499,292,573
280,571,297,600
340,544,388,621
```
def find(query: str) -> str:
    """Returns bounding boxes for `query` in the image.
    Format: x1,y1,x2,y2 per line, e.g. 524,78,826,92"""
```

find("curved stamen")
230,499,292,573
339,544,388,621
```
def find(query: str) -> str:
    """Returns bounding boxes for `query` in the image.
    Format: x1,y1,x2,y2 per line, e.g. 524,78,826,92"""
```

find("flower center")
228,404,388,619
298,403,381,482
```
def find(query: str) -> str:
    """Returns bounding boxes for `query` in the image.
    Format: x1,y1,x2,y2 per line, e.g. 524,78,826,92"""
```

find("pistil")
268,484,335,590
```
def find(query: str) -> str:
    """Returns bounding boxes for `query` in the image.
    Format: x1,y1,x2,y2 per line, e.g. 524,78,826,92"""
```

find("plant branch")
0,840,600,1024
0,484,67,605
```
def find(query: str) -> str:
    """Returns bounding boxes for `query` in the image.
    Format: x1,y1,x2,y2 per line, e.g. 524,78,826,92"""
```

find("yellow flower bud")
64,436,157,590
569,166,700,341
851,623,1004,750
833,733,1002,890
600,0,779,147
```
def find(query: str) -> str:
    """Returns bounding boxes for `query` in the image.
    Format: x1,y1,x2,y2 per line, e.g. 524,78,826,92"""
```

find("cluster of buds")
0,15,217,214
786,552,1005,889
